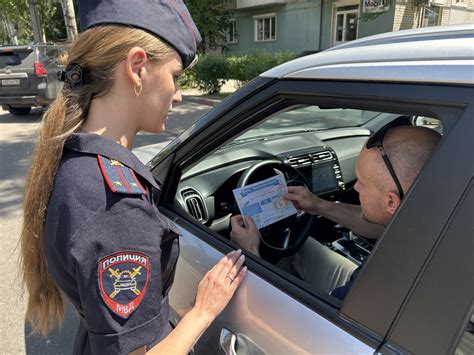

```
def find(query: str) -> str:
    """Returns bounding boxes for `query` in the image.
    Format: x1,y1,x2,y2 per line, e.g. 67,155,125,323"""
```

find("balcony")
236,0,293,9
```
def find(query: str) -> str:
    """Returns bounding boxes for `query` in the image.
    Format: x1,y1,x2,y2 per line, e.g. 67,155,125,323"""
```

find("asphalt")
0,97,213,354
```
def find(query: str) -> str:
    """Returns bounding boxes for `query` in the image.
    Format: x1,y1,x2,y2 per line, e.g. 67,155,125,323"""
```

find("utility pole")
61,0,78,41
28,0,44,42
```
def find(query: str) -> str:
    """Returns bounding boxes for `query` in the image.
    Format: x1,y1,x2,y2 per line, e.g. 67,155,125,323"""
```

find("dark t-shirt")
44,133,179,354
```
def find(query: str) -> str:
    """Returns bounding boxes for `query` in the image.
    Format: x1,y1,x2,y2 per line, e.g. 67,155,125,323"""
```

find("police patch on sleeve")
98,252,150,318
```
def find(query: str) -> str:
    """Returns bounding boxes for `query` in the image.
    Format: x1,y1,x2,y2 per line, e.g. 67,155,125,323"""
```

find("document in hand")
233,174,297,229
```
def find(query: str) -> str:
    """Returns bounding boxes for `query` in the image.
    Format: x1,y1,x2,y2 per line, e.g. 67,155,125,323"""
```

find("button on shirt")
44,133,180,354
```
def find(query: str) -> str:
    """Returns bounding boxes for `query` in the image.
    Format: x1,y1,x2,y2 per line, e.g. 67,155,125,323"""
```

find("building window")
227,20,237,43
421,6,441,27
253,14,276,42
333,5,359,46
453,0,467,5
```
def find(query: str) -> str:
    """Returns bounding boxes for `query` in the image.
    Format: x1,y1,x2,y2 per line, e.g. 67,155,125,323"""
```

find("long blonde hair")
20,25,174,335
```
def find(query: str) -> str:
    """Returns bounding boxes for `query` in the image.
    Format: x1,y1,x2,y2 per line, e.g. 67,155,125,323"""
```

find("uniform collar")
65,132,159,190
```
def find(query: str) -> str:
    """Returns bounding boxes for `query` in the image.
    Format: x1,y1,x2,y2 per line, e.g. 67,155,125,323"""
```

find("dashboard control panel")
283,148,345,195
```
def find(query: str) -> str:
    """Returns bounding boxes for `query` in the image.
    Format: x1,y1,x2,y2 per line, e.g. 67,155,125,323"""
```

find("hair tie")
58,64,85,88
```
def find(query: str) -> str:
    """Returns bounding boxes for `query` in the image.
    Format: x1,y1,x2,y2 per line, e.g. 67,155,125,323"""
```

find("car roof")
262,24,474,85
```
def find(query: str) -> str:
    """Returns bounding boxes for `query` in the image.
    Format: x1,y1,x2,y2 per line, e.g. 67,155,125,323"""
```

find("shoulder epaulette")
97,155,147,195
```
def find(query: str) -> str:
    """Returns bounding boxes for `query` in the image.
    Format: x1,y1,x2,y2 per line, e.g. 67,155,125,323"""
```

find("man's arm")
285,186,384,240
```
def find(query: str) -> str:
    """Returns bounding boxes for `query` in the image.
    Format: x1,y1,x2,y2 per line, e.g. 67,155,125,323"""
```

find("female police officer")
19,1,247,353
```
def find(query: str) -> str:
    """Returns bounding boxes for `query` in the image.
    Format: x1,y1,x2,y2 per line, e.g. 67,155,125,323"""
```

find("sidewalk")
181,79,238,107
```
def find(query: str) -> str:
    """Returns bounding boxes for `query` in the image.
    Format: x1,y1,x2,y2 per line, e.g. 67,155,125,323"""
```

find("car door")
150,77,472,354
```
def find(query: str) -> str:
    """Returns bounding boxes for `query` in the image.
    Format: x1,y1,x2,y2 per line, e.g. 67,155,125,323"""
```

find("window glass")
264,18,270,39
257,20,263,41
270,18,276,39
422,6,441,27
178,103,442,305
345,13,357,41
454,312,474,355
255,16,276,41
227,20,237,43
237,106,381,141
334,6,359,44
0,51,31,68
336,14,344,42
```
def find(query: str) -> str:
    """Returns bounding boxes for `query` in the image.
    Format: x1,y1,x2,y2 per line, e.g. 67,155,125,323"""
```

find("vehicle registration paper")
233,174,297,229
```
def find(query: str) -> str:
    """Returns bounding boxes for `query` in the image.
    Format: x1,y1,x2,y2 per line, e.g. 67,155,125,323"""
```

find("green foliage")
42,1,68,42
0,0,68,45
183,0,233,52
177,69,196,90
0,0,31,44
191,54,228,94
185,50,297,94
227,50,298,84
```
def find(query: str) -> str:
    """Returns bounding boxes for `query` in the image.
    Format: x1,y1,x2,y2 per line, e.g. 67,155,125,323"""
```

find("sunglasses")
365,116,412,200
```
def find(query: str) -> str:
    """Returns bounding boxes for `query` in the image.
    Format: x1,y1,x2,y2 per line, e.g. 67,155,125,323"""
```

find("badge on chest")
98,251,150,318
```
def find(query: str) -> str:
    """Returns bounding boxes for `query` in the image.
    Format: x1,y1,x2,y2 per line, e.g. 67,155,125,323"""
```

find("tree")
0,0,68,45
0,0,31,44
183,0,233,53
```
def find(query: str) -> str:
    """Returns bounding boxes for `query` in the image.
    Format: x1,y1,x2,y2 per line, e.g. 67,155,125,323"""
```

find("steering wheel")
235,159,314,257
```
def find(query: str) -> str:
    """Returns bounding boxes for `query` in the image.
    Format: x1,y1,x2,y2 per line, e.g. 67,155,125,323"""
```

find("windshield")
237,105,382,141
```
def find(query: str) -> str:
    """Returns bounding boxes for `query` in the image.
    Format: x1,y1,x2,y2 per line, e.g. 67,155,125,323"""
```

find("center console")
331,232,374,266
282,148,346,195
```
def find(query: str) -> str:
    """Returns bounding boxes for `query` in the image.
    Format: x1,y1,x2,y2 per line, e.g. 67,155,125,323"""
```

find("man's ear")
386,191,401,216
125,47,148,87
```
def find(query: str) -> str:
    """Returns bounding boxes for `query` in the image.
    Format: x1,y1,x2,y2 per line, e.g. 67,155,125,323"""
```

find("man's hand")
284,186,322,215
230,215,261,257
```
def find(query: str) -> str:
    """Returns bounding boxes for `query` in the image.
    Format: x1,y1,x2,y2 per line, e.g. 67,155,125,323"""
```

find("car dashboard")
176,127,370,240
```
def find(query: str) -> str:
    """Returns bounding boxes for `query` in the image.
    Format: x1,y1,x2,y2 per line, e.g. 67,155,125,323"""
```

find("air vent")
311,151,333,161
287,150,333,167
287,155,312,167
181,188,207,222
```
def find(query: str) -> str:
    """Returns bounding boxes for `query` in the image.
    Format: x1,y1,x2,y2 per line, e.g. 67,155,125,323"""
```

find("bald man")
231,125,441,300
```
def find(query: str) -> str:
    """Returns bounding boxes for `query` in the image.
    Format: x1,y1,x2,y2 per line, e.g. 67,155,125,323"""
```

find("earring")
134,82,142,97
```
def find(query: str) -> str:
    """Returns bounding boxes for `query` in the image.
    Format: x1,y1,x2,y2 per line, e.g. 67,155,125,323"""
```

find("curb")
182,95,221,107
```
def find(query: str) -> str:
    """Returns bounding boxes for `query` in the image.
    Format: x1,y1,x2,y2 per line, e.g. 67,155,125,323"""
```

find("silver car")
149,25,473,354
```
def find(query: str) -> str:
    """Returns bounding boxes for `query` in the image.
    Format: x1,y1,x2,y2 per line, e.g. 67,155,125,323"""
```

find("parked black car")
0,43,67,116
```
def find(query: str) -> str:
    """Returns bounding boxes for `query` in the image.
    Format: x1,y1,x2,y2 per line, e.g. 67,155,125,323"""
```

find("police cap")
78,0,202,69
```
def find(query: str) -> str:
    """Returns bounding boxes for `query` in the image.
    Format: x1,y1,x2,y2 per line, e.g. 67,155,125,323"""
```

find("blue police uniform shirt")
44,132,180,354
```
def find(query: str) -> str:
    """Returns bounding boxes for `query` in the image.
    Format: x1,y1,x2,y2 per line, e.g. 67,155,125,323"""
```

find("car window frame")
153,77,471,348
371,103,473,353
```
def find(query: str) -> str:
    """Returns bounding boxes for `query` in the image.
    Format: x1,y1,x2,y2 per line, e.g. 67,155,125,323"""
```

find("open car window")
176,102,442,307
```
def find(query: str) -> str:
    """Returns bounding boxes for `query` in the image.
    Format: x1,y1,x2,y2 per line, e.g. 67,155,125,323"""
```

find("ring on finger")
226,275,234,282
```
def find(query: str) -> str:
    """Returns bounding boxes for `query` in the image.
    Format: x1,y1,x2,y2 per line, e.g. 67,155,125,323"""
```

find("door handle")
220,328,237,355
